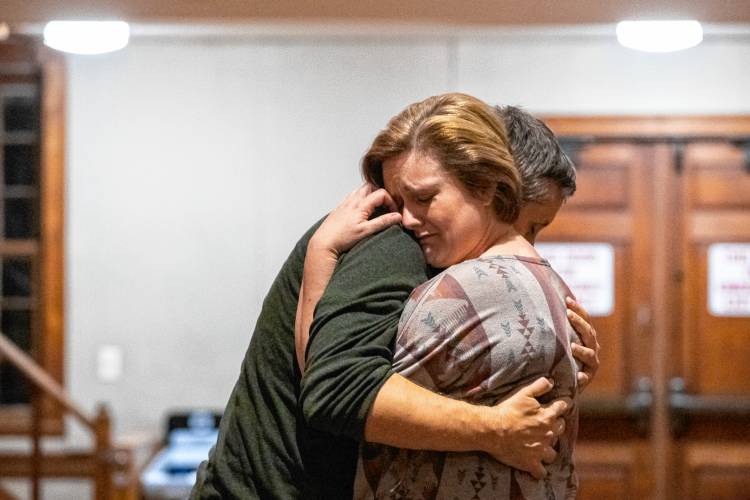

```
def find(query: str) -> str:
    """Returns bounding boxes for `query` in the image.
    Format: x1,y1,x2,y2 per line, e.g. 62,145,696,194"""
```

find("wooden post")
30,385,42,500
93,404,112,500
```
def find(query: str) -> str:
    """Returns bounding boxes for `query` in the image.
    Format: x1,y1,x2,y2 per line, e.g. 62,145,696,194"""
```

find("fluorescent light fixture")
43,21,130,55
616,20,703,53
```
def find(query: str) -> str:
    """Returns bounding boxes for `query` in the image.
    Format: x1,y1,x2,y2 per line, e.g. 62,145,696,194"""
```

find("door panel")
681,145,750,394
575,443,644,500
682,443,750,500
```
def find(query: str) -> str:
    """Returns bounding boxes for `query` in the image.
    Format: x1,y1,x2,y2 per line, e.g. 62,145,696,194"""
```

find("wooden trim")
0,240,38,256
649,145,676,499
36,44,66,435
0,405,63,435
543,116,750,138
0,452,99,477
5,0,750,25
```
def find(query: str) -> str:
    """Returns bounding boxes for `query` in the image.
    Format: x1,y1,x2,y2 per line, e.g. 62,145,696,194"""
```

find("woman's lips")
417,234,435,245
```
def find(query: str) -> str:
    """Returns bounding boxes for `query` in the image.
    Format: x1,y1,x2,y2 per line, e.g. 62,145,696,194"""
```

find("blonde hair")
362,93,521,223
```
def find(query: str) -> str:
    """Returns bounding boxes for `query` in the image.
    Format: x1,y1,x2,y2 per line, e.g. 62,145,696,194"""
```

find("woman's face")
382,151,501,268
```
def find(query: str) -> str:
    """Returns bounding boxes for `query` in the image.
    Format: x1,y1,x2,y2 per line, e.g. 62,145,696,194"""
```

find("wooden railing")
0,332,138,499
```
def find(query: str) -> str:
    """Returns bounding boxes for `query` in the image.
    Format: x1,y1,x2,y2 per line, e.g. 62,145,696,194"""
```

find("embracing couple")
192,93,601,499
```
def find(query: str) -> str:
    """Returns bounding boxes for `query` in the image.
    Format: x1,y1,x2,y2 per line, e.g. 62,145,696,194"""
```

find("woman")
296,93,579,499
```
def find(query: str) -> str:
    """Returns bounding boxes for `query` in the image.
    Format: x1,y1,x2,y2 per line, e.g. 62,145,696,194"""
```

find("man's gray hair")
496,105,576,204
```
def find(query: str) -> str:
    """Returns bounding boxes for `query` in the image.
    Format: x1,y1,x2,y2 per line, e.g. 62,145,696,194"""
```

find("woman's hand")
309,183,402,256
566,297,601,392
296,184,401,372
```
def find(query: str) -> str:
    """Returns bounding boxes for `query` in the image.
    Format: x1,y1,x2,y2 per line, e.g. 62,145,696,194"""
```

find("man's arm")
365,374,566,479
566,297,600,391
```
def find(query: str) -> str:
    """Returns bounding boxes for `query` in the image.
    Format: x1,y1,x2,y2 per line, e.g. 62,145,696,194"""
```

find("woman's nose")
401,206,421,229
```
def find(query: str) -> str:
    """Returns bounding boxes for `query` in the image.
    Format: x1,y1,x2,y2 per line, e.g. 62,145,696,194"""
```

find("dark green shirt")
191,221,429,499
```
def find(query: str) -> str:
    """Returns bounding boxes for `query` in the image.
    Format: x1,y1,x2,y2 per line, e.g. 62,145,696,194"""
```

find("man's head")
496,105,577,243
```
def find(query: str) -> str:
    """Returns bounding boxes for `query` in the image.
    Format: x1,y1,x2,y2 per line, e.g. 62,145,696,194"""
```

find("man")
192,105,599,499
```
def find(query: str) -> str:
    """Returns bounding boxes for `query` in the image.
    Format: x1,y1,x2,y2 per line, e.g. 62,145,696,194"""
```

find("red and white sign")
535,243,615,317
708,243,750,317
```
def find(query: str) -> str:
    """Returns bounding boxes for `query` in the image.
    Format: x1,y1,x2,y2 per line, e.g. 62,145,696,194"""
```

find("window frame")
0,37,65,435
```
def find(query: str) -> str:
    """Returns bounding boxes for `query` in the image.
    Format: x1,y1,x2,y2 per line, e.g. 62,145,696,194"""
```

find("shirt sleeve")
299,225,428,441
191,221,321,500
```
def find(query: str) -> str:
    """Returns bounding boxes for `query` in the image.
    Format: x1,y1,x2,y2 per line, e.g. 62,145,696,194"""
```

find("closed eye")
414,191,436,204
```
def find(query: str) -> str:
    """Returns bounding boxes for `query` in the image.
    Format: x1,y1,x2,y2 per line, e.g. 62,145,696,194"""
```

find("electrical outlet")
97,344,123,383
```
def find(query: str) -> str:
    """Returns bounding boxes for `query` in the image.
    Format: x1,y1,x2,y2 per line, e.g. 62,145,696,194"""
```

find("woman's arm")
294,184,401,371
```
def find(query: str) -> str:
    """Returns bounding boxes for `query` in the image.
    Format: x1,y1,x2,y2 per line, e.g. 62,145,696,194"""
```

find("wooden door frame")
542,116,750,137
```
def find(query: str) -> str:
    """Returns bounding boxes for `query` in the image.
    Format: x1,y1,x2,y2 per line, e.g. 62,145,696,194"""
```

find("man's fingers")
519,377,554,399
543,398,571,419
554,417,566,436
565,296,591,323
566,308,597,348
571,343,596,368
577,371,591,389
572,343,597,392
541,445,557,464
526,461,548,480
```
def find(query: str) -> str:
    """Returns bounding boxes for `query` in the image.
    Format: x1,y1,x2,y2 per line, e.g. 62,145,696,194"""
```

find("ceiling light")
0,23,9,41
43,21,130,55
616,20,703,53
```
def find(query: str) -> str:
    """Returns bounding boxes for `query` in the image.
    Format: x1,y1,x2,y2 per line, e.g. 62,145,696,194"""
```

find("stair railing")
0,331,135,499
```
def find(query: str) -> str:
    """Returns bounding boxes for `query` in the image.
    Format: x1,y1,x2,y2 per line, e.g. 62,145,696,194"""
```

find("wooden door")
539,117,750,500
673,143,750,499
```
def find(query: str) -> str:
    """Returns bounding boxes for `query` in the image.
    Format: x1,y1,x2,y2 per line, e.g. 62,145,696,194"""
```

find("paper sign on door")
708,243,750,317
535,243,615,317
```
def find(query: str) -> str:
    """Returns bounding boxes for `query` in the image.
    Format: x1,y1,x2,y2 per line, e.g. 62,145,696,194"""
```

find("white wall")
66,37,451,438
456,33,750,114
63,28,750,442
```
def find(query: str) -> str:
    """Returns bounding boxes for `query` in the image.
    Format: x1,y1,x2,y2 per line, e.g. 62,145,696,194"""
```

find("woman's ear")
477,183,497,207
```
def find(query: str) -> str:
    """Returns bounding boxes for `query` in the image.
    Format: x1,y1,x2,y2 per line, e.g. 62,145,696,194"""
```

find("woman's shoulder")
443,255,549,279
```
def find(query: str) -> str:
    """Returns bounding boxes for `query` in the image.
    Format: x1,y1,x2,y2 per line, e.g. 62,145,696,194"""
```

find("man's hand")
566,297,600,392
481,377,569,479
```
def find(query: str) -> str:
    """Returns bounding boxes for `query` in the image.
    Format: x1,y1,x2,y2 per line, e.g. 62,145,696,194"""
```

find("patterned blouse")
353,255,580,500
